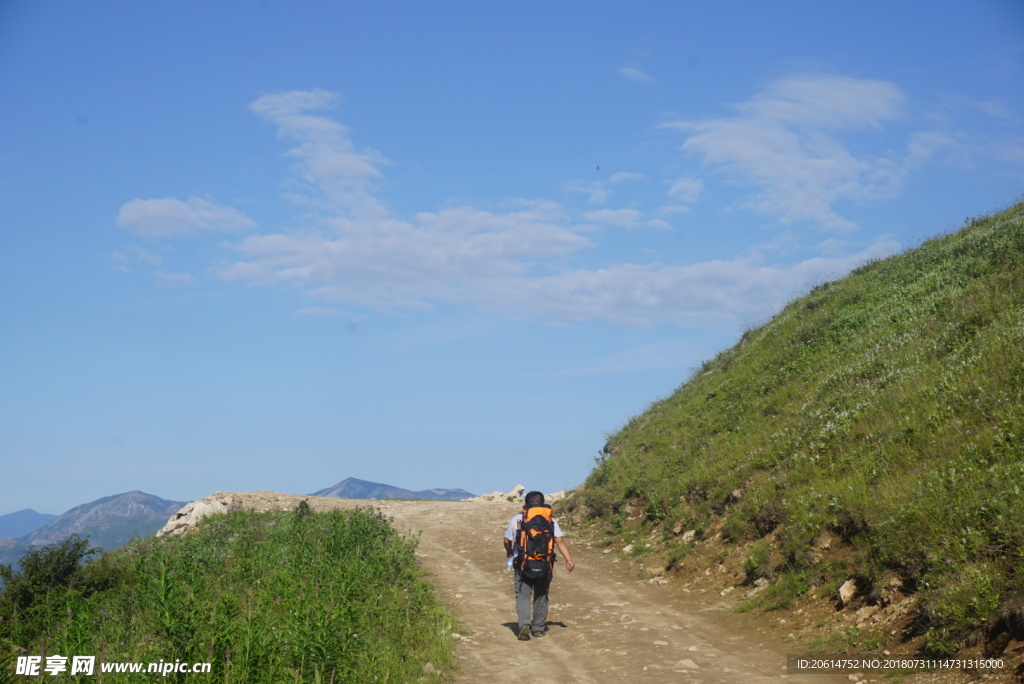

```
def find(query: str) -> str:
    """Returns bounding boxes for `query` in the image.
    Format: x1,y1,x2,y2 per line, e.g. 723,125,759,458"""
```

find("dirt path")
378,499,852,684
174,492,989,682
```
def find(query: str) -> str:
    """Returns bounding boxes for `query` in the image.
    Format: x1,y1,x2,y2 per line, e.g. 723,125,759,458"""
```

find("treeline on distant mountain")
0,503,454,682
565,200,1024,656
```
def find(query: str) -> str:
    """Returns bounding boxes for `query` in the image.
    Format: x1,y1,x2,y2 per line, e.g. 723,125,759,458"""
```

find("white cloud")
562,179,608,204
117,196,256,237
249,89,389,216
119,87,907,329
738,74,904,129
584,208,644,229
664,74,909,231
221,89,902,325
582,208,671,231
618,66,655,84
214,93,596,310
478,235,900,327
221,204,593,310
562,173,645,205
667,177,704,204
111,244,162,269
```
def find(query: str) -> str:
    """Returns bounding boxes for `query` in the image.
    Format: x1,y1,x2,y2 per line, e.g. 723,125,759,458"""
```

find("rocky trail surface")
163,493,998,683
382,498,850,684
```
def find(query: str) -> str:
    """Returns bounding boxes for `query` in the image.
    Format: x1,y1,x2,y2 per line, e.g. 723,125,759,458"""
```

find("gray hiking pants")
514,570,552,633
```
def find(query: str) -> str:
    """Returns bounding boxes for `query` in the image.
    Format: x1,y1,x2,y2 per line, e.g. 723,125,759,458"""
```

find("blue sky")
1,1,1022,516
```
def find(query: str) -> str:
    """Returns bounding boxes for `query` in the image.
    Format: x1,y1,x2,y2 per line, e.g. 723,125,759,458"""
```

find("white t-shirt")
504,512,563,542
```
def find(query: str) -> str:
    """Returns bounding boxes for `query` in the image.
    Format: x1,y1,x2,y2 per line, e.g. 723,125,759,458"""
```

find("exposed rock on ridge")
461,484,568,503
157,487,573,537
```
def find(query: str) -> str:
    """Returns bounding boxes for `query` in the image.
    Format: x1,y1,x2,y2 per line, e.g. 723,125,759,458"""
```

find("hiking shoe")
518,625,531,641
532,629,547,637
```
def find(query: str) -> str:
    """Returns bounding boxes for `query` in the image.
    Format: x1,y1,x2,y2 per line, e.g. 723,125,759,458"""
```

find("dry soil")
190,493,1012,683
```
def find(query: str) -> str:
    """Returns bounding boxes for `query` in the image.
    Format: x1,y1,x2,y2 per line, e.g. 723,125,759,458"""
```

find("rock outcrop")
156,491,351,537
461,485,568,503
157,486,574,538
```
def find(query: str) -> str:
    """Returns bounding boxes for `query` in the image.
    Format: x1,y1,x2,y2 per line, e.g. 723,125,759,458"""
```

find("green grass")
567,200,1024,656
1,503,456,682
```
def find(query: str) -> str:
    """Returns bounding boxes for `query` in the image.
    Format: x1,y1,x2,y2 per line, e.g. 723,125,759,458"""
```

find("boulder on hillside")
157,497,231,537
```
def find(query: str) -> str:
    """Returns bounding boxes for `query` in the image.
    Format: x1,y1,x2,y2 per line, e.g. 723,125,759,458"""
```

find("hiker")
503,490,575,640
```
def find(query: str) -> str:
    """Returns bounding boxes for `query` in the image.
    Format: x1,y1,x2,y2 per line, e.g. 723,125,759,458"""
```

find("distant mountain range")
0,508,57,539
1,478,474,570
311,477,475,501
0,491,185,569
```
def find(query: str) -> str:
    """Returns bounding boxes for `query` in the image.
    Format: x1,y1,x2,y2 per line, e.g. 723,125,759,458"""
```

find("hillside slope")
21,491,185,550
566,200,1024,656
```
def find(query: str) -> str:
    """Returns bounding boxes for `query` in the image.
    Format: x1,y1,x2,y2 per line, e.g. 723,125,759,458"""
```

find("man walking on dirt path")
503,491,575,641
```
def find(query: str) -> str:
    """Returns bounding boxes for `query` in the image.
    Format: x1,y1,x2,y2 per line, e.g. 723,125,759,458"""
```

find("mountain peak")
19,491,186,549
311,478,475,501
0,508,58,540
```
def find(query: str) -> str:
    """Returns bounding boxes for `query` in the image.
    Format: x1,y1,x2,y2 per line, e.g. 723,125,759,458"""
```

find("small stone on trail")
674,659,699,670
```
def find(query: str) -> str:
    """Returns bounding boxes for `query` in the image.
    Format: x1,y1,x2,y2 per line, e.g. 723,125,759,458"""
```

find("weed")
568,200,1024,656
0,507,455,683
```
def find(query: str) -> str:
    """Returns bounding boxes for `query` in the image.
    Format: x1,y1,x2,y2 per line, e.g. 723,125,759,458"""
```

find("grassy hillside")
567,200,1024,656
0,503,455,682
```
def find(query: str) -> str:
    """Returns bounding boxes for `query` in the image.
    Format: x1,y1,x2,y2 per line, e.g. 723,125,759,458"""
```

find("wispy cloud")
479,235,900,327
248,89,389,216
667,177,704,204
117,196,256,237
221,202,592,311
116,86,908,328
563,172,647,205
583,208,669,230
562,179,608,204
111,244,162,270
664,74,909,231
618,66,655,84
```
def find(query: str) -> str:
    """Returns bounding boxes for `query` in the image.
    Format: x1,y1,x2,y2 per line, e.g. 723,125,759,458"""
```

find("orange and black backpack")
515,504,556,580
